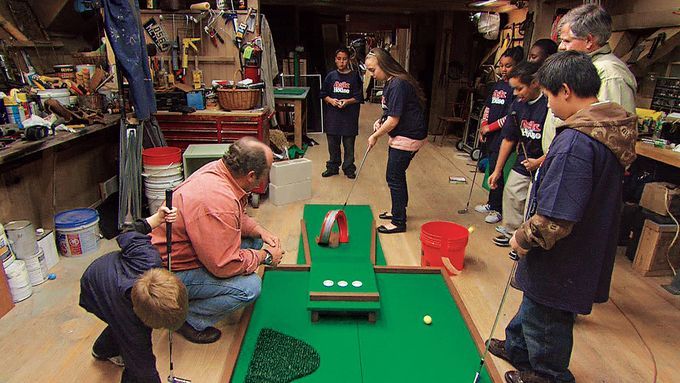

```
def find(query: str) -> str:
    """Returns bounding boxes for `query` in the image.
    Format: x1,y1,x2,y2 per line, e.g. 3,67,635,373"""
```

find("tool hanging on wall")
181,37,200,83
234,7,254,47
192,55,202,90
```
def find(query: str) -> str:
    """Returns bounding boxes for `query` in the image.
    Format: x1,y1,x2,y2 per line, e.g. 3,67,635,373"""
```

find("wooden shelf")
6,40,64,48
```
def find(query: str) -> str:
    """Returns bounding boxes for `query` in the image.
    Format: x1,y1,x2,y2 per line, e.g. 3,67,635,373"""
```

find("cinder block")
269,158,312,186
269,180,312,206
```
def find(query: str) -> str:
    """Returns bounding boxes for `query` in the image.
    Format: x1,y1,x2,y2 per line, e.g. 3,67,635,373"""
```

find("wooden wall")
139,1,261,87
0,127,118,230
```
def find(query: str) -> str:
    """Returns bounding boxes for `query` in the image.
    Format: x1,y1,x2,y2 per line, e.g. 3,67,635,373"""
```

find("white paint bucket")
5,260,32,303
24,248,48,286
4,220,38,259
143,162,183,213
0,222,16,268
55,209,100,257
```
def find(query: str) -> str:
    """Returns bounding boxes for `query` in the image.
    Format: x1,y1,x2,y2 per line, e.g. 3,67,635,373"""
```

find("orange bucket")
420,221,469,274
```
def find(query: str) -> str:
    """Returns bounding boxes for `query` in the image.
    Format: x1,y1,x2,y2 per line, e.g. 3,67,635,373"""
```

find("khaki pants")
502,170,531,234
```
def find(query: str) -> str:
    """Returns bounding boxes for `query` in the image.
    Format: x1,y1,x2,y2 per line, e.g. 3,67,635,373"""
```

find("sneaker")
493,234,510,247
485,211,502,224
474,204,492,213
495,225,509,235
322,169,339,177
505,370,552,383
92,351,125,367
346,172,356,179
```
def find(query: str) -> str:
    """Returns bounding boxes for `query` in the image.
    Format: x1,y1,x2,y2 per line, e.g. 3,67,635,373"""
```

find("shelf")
6,40,64,48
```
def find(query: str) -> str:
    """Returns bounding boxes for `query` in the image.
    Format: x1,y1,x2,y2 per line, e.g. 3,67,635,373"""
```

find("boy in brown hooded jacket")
488,51,637,383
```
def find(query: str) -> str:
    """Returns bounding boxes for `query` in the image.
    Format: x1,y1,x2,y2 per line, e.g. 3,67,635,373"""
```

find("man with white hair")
542,3,637,153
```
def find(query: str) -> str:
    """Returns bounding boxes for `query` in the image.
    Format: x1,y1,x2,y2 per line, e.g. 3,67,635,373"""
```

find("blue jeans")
386,147,417,227
175,238,263,331
505,294,576,382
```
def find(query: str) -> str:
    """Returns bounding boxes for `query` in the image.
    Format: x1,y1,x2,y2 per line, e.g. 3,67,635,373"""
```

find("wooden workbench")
0,115,120,229
274,87,310,149
635,141,680,168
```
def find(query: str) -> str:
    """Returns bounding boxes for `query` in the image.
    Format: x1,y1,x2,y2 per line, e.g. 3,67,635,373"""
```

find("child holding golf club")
489,51,637,383
488,61,548,247
79,205,186,383
321,47,364,179
475,46,524,224
365,47,427,234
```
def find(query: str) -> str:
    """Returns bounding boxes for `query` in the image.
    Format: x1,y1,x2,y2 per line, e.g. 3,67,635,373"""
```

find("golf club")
165,189,191,383
458,159,481,214
342,146,371,210
472,251,519,383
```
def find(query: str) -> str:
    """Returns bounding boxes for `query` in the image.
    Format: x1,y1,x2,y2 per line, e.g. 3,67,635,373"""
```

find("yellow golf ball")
423,315,432,325
468,225,475,234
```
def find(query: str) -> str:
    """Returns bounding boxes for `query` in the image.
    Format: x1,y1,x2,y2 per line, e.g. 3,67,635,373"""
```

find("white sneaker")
475,204,492,213
495,225,509,235
485,212,502,224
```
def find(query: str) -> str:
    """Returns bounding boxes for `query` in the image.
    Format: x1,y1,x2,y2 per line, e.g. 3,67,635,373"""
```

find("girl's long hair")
366,48,426,108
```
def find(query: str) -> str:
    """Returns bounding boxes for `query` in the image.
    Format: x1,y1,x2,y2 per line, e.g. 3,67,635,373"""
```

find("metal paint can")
4,220,38,259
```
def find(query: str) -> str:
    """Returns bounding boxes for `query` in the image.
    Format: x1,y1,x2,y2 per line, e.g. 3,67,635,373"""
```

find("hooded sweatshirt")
513,102,637,314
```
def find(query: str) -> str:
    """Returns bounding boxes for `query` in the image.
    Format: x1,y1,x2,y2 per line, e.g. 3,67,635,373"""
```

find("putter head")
457,208,469,214
168,376,192,383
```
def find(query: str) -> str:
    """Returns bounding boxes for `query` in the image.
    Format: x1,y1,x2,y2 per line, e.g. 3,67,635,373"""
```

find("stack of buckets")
420,221,469,275
55,209,101,257
142,147,183,213
2,221,50,302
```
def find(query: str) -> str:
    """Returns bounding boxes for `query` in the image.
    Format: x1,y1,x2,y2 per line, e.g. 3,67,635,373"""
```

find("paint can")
23,248,48,286
55,209,100,257
0,222,16,269
4,260,32,303
53,64,76,80
4,220,38,259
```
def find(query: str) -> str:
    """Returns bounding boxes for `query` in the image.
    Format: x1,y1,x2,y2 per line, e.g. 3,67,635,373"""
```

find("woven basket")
217,70,260,110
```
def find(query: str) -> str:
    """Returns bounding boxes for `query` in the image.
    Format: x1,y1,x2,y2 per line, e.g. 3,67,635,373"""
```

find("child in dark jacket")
475,46,524,224
488,51,637,383
80,206,186,383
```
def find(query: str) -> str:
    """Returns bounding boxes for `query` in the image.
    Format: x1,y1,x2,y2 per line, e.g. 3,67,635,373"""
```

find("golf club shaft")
165,189,175,376
472,253,519,382
463,160,481,211
342,147,370,209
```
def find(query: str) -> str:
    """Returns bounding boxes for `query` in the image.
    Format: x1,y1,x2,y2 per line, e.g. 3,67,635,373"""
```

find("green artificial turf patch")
245,328,321,383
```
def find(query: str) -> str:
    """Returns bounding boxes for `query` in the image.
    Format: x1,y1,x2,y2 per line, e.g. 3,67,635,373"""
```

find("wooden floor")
1,103,678,382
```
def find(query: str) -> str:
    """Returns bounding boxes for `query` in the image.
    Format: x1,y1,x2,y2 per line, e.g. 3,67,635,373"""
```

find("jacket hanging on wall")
101,0,157,120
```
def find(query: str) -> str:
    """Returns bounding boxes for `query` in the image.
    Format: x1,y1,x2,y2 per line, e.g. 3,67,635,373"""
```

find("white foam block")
268,180,312,206
269,158,312,186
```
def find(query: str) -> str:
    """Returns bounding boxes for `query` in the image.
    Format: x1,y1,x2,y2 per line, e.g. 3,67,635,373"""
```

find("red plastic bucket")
420,221,469,273
142,147,182,166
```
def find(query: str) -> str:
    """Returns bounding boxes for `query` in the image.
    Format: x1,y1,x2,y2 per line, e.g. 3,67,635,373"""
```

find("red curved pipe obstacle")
317,209,349,246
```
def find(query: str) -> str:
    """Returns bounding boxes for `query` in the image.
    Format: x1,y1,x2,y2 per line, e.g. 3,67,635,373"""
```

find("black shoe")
346,172,356,179
377,224,406,234
322,169,339,177
176,322,222,344
505,370,552,383
493,234,510,247
378,212,393,220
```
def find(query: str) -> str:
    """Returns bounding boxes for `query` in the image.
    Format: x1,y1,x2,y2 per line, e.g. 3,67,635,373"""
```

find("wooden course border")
309,291,380,302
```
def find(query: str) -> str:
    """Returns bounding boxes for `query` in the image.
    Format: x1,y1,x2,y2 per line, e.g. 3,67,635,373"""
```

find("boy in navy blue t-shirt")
320,48,364,179
475,46,523,224
488,51,637,383
488,62,548,247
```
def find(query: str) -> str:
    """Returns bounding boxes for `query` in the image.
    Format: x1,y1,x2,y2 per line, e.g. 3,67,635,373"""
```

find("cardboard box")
269,158,312,186
633,219,680,276
269,180,312,206
639,182,680,216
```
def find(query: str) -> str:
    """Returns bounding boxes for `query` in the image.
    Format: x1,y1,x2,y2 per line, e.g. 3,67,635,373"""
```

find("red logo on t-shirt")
491,90,507,105
521,120,543,140
333,81,351,94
